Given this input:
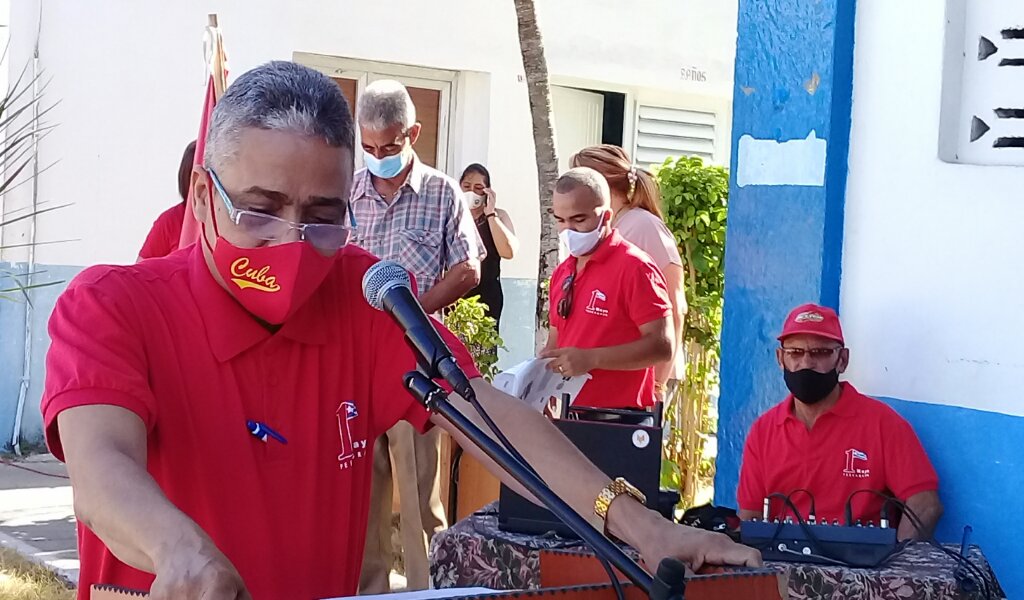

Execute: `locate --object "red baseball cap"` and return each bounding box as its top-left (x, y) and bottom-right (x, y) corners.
top-left (778, 303), bottom-right (844, 345)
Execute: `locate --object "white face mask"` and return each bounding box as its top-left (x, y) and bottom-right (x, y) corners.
top-left (558, 211), bottom-right (608, 257)
top-left (463, 190), bottom-right (485, 210)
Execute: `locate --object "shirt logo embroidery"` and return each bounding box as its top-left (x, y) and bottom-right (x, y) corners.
top-left (843, 448), bottom-right (870, 478)
top-left (337, 401), bottom-right (367, 471)
top-left (585, 289), bottom-right (609, 317)
top-left (795, 311), bottom-right (824, 323)
top-left (230, 257), bottom-right (281, 293)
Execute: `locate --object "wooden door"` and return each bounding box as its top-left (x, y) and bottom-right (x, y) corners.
top-left (331, 77), bottom-right (443, 169)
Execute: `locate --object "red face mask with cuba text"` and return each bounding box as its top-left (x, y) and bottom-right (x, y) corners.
top-left (202, 204), bottom-right (335, 325)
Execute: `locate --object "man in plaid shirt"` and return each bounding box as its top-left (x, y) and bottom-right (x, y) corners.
top-left (351, 79), bottom-right (484, 593)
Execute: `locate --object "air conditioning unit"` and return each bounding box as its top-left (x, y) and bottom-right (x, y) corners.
top-left (939, 2), bottom-right (1024, 166)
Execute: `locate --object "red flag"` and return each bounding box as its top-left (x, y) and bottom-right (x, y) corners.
top-left (177, 76), bottom-right (218, 249)
top-left (178, 15), bottom-right (228, 249)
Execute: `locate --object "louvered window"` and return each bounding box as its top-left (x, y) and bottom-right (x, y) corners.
top-left (634, 105), bottom-right (716, 166)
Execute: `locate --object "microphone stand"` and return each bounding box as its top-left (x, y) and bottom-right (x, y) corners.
top-left (403, 370), bottom-right (688, 599)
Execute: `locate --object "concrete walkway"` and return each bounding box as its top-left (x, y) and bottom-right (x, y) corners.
top-left (0, 453), bottom-right (78, 586)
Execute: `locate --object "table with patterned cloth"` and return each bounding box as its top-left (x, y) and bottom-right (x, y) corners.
top-left (429, 503), bottom-right (1004, 599)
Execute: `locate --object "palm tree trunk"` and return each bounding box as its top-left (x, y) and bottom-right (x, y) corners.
top-left (513, 0), bottom-right (560, 351)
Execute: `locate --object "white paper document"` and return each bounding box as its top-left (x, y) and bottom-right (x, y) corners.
top-left (324, 588), bottom-right (498, 600)
top-left (492, 358), bottom-right (591, 413)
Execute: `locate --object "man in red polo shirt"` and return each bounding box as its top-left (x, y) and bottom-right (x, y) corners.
top-left (137, 140), bottom-right (195, 261)
top-left (541, 167), bottom-right (674, 410)
top-left (42, 62), bottom-right (758, 600)
top-left (737, 303), bottom-right (943, 540)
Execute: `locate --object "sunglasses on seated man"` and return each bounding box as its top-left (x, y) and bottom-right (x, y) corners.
top-left (779, 347), bottom-right (844, 360)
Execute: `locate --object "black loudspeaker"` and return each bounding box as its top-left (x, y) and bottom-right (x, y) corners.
top-left (498, 414), bottom-right (662, 537)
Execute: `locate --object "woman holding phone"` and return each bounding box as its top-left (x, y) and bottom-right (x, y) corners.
top-left (458, 163), bottom-right (518, 328)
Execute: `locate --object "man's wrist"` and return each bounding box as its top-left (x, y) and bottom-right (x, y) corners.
top-left (419, 294), bottom-right (439, 315)
top-left (585, 347), bottom-right (605, 371)
top-left (420, 286), bottom-right (456, 315)
top-left (149, 518), bottom-right (207, 571)
top-left (605, 494), bottom-right (662, 548)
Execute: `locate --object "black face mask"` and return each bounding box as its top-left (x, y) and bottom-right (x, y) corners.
top-left (784, 368), bottom-right (839, 405)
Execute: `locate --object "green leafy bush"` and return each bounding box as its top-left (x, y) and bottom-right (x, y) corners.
top-left (652, 155), bottom-right (729, 504)
top-left (442, 296), bottom-right (506, 381)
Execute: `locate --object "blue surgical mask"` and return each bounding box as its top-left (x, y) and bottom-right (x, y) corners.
top-left (363, 146), bottom-right (410, 179)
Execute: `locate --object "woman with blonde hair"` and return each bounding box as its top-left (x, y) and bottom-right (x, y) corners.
top-left (570, 144), bottom-right (686, 400)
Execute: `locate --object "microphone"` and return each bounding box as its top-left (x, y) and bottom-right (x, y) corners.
top-left (365, 260), bottom-right (657, 597)
top-left (650, 558), bottom-right (687, 600)
top-left (362, 260), bottom-right (475, 400)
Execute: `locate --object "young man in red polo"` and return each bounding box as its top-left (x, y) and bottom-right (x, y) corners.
top-left (42, 63), bottom-right (758, 600)
top-left (737, 303), bottom-right (943, 540)
top-left (541, 167), bottom-right (674, 410)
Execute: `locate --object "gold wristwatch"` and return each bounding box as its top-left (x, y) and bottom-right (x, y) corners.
top-left (594, 477), bottom-right (646, 533)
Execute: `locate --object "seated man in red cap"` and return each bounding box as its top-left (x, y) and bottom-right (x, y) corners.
top-left (737, 304), bottom-right (943, 540)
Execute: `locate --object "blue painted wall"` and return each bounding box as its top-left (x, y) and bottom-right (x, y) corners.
top-left (0, 263), bottom-right (79, 453)
top-left (717, 0), bottom-right (1018, 594)
top-left (884, 398), bottom-right (1022, 596)
top-left (496, 277), bottom-right (538, 370)
top-left (715, 0), bottom-right (856, 505)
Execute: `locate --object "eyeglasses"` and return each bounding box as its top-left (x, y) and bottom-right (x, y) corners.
top-left (207, 169), bottom-right (353, 252)
top-left (780, 347), bottom-right (843, 360)
top-left (556, 272), bottom-right (576, 320)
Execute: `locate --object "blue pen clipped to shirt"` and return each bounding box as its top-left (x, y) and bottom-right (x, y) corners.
top-left (247, 420), bottom-right (287, 445)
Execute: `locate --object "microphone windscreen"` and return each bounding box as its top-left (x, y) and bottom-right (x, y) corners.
top-left (362, 260), bottom-right (412, 310)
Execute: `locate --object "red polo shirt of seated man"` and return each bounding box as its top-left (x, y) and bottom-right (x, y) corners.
top-left (40, 243), bottom-right (480, 600)
top-left (737, 383), bottom-right (939, 525)
top-left (549, 229), bottom-right (671, 409)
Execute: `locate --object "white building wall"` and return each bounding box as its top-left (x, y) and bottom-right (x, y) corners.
top-left (0, 0), bottom-right (737, 447)
top-left (1, 0), bottom-right (737, 280)
top-left (841, 0), bottom-right (1024, 417)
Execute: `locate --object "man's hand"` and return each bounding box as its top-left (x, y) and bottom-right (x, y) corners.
top-left (150, 535), bottom-right (250, 600)
top-left (633, 522), bottom-right (762, 572)
top-left (58, 405), bottom-right (250, 599)
top-left (540, 317), bottom-right (673, 376)
top-left (438, 381), bottom-right (762, 579)
top-left (540, 346), bottom-right (596, 377)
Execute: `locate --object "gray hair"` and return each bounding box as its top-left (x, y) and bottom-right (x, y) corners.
top-left (204, 61), bottom-right (355, 170)
top-left (555, 167), bottom-right (611, 206)
top-left (356, 79), bottom-right (416, 131)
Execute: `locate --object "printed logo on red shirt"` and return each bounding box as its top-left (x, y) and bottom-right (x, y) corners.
top-left (230, 257), bottom-right (282, 293)
top-left (585, 289), bottom-right (609, 317)
top-left (843, 448), bottom-right (870, 478)
top-left (337, 401), bottom-right (368, 471)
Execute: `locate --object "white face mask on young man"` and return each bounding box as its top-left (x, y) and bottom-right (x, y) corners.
top-left (558, 210), bottom-right (609, 257)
